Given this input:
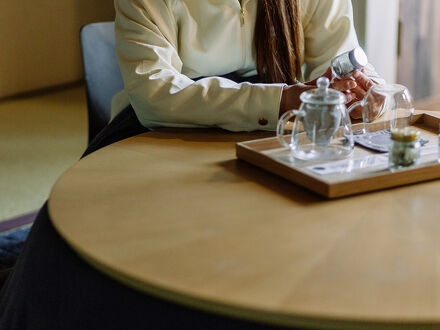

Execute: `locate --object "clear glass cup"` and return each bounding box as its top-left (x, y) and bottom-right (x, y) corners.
top-left (348, 84), bottom-right (414, 137)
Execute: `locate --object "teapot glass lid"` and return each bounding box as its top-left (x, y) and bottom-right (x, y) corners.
top-left (300, 77), bottom-right (346, 105)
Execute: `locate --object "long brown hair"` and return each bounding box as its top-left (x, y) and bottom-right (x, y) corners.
top-left (255, 0), bottom-right (303, 84)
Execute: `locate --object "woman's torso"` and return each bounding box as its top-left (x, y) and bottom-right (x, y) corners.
top-left (164, 0), bottom-right (313, 79)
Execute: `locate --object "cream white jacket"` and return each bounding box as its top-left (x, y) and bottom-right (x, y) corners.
top-left (112, 0), bottom-right (382, 131)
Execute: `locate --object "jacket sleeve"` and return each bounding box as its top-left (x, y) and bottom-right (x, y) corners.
top-left (301, 0), bottom-right (384, 84)
top-left (114, 0), bottom-right (284, 132)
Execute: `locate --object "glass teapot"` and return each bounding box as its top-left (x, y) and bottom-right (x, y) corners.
top-left (276, 77), bottom-right (354, 161)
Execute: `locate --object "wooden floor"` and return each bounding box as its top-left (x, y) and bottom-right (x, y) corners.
top-left (0, 85), bottom-right (87, 222)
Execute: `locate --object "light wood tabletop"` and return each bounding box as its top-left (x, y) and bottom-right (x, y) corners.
top-left (49, 111), bottom-right (440, 329)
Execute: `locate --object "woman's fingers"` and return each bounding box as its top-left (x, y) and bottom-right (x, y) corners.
top-left (302, 68), bottom-right (373, 121)
top-left (346, 87), bottom-right (366, 119)
top-left (352, 70), bottom-right (374, 91)
top-left (331, 79), bottom-right (356, 91)
top-left (351, 86), bottom-right (367, 100)
top-left (349, 105), bottom-right (363, 119)
top-left (343, 90), bottom-right (362, 118)
top-left (343, 91), bottom-right (356, 104)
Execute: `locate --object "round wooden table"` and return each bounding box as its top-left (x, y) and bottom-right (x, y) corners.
top-left (48, 127), bottom-right (440, 329)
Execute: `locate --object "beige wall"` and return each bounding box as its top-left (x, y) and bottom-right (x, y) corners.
top-left (0, 1), bottom-right (115, 98)
top-left (352, 0), bottom-right (399, 83)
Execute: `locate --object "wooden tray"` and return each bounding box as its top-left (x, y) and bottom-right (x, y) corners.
top-left (236, 113), bottom-right (440, 198)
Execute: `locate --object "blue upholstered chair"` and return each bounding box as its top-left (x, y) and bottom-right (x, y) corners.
top-left (80, 21), bottom-right (124, 143)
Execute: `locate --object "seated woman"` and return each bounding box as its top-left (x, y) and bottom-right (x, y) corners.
top-left (0, 0), bottom-right (383, 329)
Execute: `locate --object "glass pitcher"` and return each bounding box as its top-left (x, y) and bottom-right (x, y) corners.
top-left (347, 83), bottom-right (414, 135)
top-left (276, 77), bottom-right (354, 161)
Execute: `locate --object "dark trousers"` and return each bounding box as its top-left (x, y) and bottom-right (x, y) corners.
top-left (0, 80), bottom-right (292, 329)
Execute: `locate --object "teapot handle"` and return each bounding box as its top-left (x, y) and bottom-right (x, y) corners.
top-left (276, 110), bottom-right (301, 149)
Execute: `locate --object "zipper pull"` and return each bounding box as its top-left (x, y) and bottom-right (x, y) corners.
top-left (240, 7), bottom-right (245, 26)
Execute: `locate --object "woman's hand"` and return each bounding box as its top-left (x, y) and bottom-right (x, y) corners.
top-left (279, 83), bottom-right (315, 117)
top-left (280, 80), bottom-right (355, 117)
top-left (279, 68), bottom-right (355, 116)
top-left (279, 68), bottom-right (375, 119)
top-left (347, 70), bottom-right (375, 119)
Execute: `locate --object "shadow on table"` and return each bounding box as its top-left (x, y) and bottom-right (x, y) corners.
top-left (218, 159), bottom-right (324, 206)
top-left (138, 128), bottom-right (274, 143)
